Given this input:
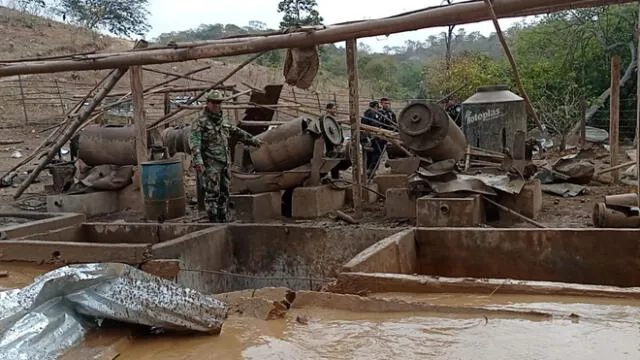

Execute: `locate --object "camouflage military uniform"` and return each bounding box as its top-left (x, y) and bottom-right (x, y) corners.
top-left (190, 99), bottom-right (260, 222)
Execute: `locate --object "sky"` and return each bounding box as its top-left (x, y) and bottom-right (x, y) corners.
top-left (146, 0), bottom-right (528, 52)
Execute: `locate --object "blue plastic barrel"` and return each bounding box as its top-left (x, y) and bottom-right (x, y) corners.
top-left (140, 159), bottom-right (186, 220)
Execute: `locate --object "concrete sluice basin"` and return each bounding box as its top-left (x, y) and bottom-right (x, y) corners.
top-left (62, 289), bottom-right (640, 359)
top-left (5, 224), bottom-right (640, 358)
top-left (3, 222), bottom-right (399, 293)
top-left (0, 211), bottom-right (84, 239)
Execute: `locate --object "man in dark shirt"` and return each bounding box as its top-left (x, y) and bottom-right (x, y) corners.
top-left (379, 97), bottom-right (397, 130)
top-left (445, 97), bottom-right (462, 127)
top-left (361, 101), bottom-right (387, 178)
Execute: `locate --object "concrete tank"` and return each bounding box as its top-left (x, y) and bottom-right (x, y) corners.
top-left (461, 85), bottom-right (526, 153)
top-left (398, 102), bottom-right (467, 162)
top-left (250, 116), bottom-right (317, 172)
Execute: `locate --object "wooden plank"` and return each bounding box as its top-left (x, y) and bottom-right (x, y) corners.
top-left (0, 241), bottom-right (151, 264)
top-left (610, 56), bottom-right (621, 183)
top-left (346, 38), bottom-right (363, 218)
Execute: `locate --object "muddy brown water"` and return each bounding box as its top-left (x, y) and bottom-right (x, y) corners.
top-left (68, 293), bottom-right (640, 360)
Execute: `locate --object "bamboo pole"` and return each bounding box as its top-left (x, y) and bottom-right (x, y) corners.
top-left (346, 39), bottom-right (363, 218)
top-left (142, 66), bottom-right (217, 84)
top-left (0, 0), bottom-right (633, 76)
top-left (147, 52), bottom-right (265, 130)
top-left (484, 0), bottom-right (543, 131)
top-left (610, 56), bottom-right (621, 183)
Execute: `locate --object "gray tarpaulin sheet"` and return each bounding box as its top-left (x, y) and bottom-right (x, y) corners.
top-left (0, 263), bottom-right (228, 360)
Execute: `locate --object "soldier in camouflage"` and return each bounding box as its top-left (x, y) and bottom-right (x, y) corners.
top-left (190, 90), bottom-right (262, 222)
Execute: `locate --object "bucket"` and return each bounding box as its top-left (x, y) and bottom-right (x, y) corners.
top-left (140, 159), bottom-right (186, 220)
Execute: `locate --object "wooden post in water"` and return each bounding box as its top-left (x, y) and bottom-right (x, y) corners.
top-left (346, 38), bottom-right (363, 218)
top-left (610, 56), bottom-right (621, 183)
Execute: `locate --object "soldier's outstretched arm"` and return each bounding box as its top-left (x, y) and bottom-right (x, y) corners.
top-left (189, 117), bottom-right (205, 166)
top-left (229, 124), bottom-right (261, 147)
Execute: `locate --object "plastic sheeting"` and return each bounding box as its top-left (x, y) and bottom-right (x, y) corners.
top-left (0, 263), bottom-right (228, 360)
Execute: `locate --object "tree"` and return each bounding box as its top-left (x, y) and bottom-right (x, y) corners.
top-left (536, 85), bottom-right (585, 150)
top-left (423, 52), bottom-right (508, 100)
top-left (277, 0), bottom-right (323, 29)
top-left (56, 0), bottom-right (151, 38)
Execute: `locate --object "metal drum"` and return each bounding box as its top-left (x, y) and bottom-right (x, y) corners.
top-left (140, 159), bottom-right (186, 221)
top-left (77, 125), bottom-right (137, 166)
top-left (398, 102), bottom-right (467, 162)
top-left (250, 116), bottom-right (316, 172)
top-left (161, 126), bottom-right (192, 156)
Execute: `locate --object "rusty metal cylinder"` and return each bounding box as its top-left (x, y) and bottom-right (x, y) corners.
top-left (398, 102), bottom-right (467, 162)
top-left (161, 126), bottom-right (192, 156)
top-left (250, 116), bottom-right (316, 172)
top-left (77, 125), bottom-right (137, 166)
top-left (592, 202), bottom-right (640, 228)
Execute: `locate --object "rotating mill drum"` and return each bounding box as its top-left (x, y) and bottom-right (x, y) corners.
top-left (249, 115), bottom-right (344, 172)
top-left (398, 102), bottom-right (467, 162)
top-left (76, 125), bottom-right (137, 166)
top-left (161, 126), bottom-right (192, 156)
top-left (250, 116), bottom-right (316, 172)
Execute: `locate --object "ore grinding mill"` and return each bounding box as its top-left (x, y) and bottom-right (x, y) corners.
top-left (398, 102), bottom-right (467, 162)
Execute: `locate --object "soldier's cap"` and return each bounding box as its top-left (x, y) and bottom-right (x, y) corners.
top-left (369, 101), bottom-right (379, 108)
top-left (205, 90), bottom-right (224, 102)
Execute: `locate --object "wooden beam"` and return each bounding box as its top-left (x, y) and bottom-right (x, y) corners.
top-left (611, 56), bottom-right (621, 183)
top-left (346, 39), bottom-right (363, 219)
top-left (0, 0), bottom-right (634, 76)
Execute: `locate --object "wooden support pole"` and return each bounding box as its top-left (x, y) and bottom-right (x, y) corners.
top-left (346, 38), bottom-right (363, 218)
top-left (610, 55), bottom-right (621, 183)
top-left (484, 0), bottom-right (543, 131)
top-left (130, 65), bottom-right (147, 210)
top-left (13, 67), bottom-right (128, 199)
top-left (17, 74), bottom-right (29, 124)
